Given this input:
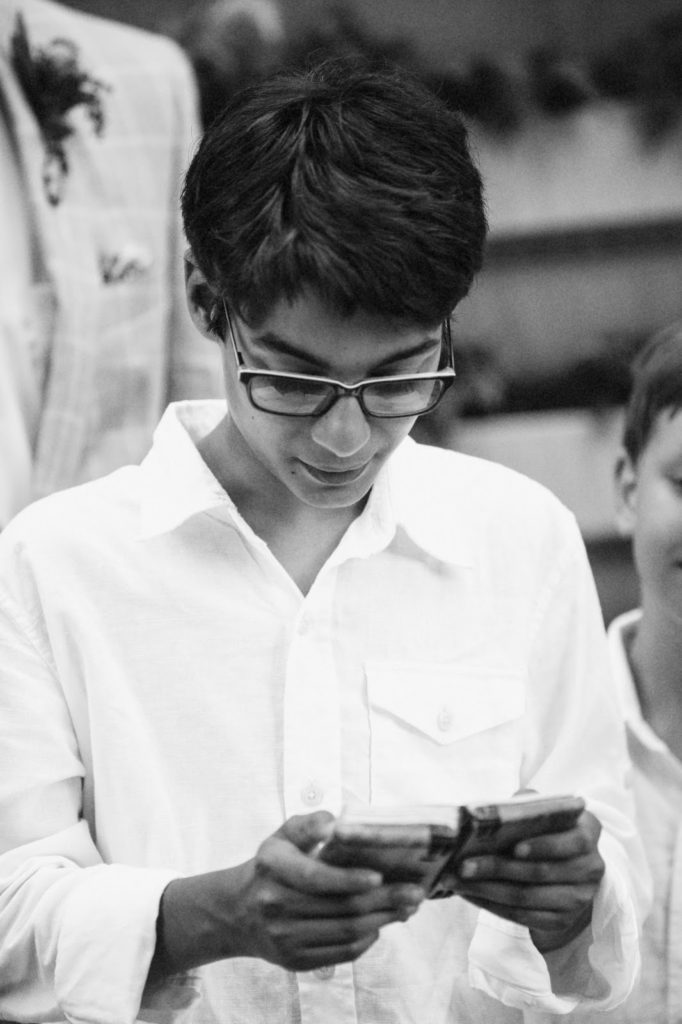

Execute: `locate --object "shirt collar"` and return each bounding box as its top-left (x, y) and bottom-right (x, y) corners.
top-left (137, 403), bottom-right (476, 569)
top-left (380, 436), bottom-right (476, 567)
top-left (607, 609), bottom-right (670, 754)
top-left (137, 401), bottom-right (234, 539)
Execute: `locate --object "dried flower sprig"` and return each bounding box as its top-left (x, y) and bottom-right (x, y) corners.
top-left (10, 13), bottom-right (110, 205)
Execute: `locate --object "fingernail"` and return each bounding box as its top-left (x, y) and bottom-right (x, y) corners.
top-left (459, 860), bottom-right (477, 878)
top-left (363, 871), bottom-right (384, 886)
top-left (515, 843), bottom-right (530, 859)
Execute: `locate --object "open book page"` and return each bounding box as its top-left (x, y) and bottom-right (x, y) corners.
top-left (317, 794), bottom-right (585, 896)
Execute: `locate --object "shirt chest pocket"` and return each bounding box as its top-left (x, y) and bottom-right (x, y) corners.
top-left (365, 662), bottom-right (526, 806)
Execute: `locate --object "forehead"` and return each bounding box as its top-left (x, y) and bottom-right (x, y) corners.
top-left (247, 292), bottom-right (442, 367)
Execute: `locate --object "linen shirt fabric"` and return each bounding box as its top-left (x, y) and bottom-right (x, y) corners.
top-left (585, 610), bottom-right (682, 1024)
top-left (0, 0), bottom-right (221, 527)
top-left (0, 401), bottom-right (646, 1024)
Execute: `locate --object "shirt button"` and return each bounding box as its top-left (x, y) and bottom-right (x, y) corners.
top-left (314, 965), bottom-right (335, 980)
top-left (301, 782), bottom-right (323, 807)
top-left (437, 706), bottom-right (453, 733)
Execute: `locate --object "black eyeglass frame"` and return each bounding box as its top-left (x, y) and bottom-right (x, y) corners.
top-left (221, 301), bottom-right (456, 419)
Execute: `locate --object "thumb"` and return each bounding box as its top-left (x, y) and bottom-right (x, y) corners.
top-left (280, 810), bottom-right (336, 852)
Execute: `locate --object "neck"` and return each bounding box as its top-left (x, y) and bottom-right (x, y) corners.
top-left (197, 415), bottom-right (365, 594)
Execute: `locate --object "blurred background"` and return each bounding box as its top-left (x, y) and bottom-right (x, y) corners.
top-left (62, 0), bottom-right (682, 620)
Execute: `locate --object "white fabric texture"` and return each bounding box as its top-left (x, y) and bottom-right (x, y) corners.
top-left (0, 401), bottom-right (646, 1024)
top-left (574, 610), bottom-right (682, 1024)
top-left (0, 0), bottom-right (220, 526)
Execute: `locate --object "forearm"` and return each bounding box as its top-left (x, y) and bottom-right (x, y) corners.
top-left (0, 848), bottom-right (178, 1024)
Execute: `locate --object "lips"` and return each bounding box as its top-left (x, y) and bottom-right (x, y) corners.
top-left (300, 460), bottom-right (370, 485)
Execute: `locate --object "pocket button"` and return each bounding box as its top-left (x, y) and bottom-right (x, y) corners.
top-left (436, 706), bottom-right (453, 733)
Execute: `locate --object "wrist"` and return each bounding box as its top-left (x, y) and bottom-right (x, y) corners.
top-left (149, 862), bottom-right (255, 980)
top-left (531, 905), bottom-right (593, 954)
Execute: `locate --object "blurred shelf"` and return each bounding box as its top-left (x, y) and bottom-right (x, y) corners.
top-left (452, 406), bottom-right (624, 541)
top-left (485, 215), bottom-right (682, 263)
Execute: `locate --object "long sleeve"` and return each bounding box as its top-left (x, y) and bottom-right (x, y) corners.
top-left (467, 515), bottom-right (648, 1014)
top-left (0, 583), bottom-right (195, 1024)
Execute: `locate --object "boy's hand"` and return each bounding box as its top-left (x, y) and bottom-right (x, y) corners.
top-left (232, 811), bottom-right (425, 970)
top-left (453, 810), bottom-right (605, 952)
top-left (153, 811), bottom-right (426, 979)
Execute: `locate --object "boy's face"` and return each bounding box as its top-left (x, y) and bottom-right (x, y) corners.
top-left (188, 272), bottom-right (444, 516)
top-left (616, 407), bottom-right (682, 619)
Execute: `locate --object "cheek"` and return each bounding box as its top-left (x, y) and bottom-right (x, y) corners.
top-left (378, 417), bottom-right (418, 450)
top-left (633, 485), bottom-right (682, 575)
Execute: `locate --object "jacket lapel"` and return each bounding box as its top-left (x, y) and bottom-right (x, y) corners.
top-left (0, 0), bottom-right (104, 499)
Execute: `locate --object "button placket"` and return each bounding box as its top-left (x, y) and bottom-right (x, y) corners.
top-left (301, 781), bottom-right (324, 807)
top-left (297, 961), bottom-right (357, 1024)
top-left (282, 583), bottom-right (343, 819)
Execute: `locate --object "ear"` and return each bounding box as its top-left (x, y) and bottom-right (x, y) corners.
top-left (614, 447), bottom-right (638, 537)
top-left (184, 253), bottom-right (222, 342)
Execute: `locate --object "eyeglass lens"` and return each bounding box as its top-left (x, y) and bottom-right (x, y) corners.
top-left (247, 374), bottom-right (447, 416)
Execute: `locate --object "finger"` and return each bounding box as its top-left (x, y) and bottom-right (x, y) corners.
top-left (266, 881), bottom-right (425, 920)
top-left (284, 906), bottom-right (419, 948)
top-left (280, 932), bottom-right (380, 972)
top-left (280, 811), bottom-right (336, 852)
top-left (259, 835), bottom-right (386, 895)
top-left (455, 880), bottom-right (595, 912)
top-left (458, 892), bottom-right (573, 934)
top-left (513, 811), bottom-right (601, 861)
top-left (457, 851), bottom-right (605, 886)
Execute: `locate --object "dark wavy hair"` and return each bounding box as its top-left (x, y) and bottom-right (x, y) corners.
top-left (623, 321), bottom-right (682, 462)
top-left (182, 56), bottom-right (487, 334)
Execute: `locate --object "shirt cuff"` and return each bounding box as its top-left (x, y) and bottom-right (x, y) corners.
top-left (467, 862), bottom-right (639, 1014)
top-left (51, 865), bottom-right (201, 1024)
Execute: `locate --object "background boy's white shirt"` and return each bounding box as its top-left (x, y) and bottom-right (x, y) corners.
top-left (590, 610), bottom-right (682, 1024)
top-left (0, 402), bottom-right (647, 1024)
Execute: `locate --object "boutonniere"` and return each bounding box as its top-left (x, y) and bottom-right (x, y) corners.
top-left (10, 12), bottom-right (110, 206)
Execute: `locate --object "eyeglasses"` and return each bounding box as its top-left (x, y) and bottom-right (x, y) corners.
top-left (222, 302), bottom-right (456, 418)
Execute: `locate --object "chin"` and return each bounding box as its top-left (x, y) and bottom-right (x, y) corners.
top-left (298, 479), bottom-right (372, 511)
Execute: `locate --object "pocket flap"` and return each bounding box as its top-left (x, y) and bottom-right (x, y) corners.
top-left (366, 662), bottom-right (526, 744)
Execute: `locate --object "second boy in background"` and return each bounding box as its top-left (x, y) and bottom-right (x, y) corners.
top-left (603, 322), bottom-right (682, 1024)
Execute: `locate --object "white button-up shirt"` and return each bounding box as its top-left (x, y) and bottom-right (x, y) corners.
top-left (594, 610), bottom-right (682, 1024)
top-left (0, 401), bottom-right (646, 1024)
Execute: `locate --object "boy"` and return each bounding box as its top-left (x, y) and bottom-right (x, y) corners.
top-left (607, 322), bottom-right (682, 1023)
top-left (0, 58), bottom-right (645, 1024)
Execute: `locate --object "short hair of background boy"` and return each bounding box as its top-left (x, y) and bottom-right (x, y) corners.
top-left (623, 321), bottom-right (682, 462)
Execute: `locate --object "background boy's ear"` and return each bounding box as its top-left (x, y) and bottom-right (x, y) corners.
top-left (184, 255), bottom-right (221, 342)
top-left (614, 448), bottom-right (638, 537)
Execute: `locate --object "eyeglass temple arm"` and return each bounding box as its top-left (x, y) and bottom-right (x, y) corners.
top-left (443, 317), bottom-right (456, 374)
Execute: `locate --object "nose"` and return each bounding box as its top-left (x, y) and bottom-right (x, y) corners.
top-left (310, 395), bottom-right (371, 458)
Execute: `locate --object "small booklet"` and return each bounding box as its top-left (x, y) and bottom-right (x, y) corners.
top-left (315, 793), bottom-right (585, 898)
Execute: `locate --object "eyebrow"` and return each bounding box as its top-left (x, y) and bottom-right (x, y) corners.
top-left (250, 331), bottom-right (442, 373)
